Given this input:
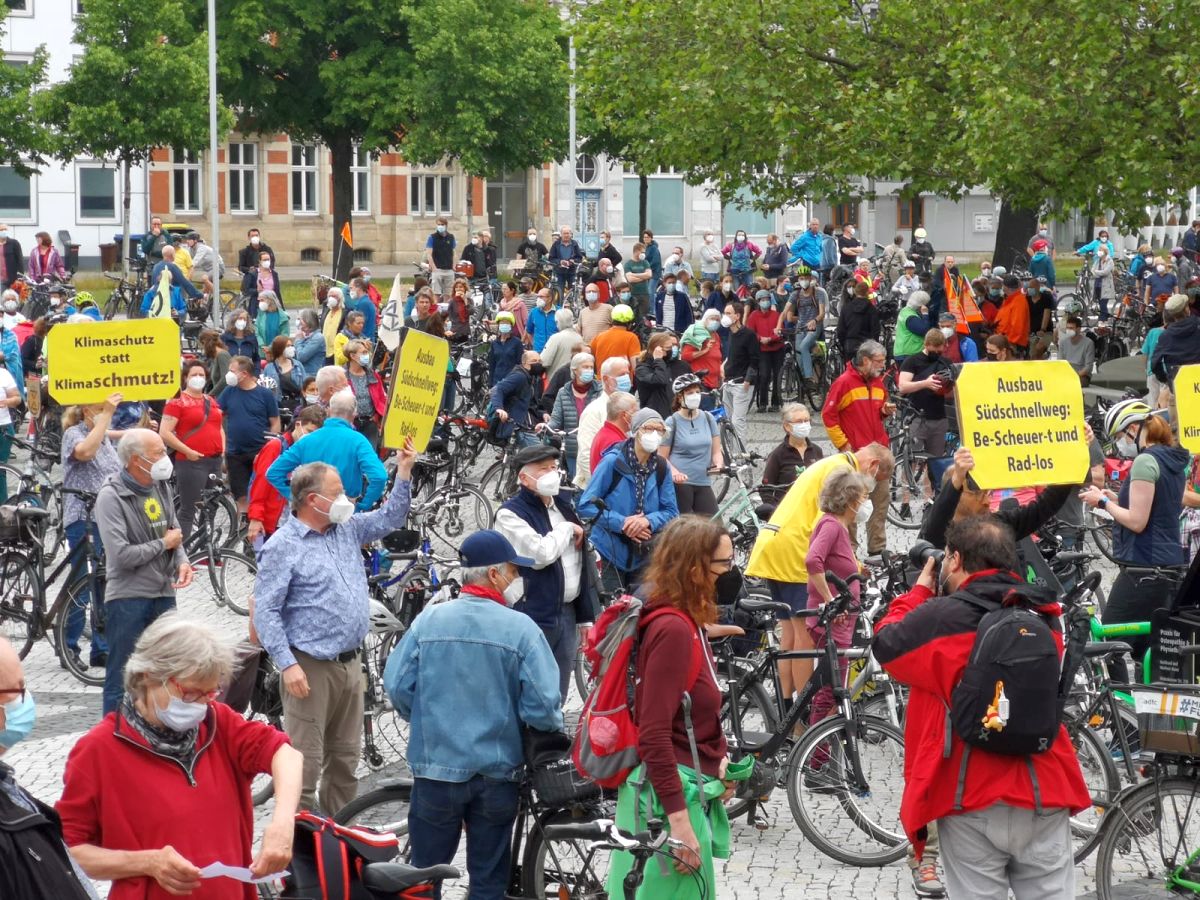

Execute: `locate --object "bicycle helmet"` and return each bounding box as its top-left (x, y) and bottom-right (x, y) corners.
top-left (74, 290), bottom-right (94, 307)
top-left (612, 303), bottom-right (634, 323)
top-left (1104, 398), bottom-right (1151, 439)
top-left (793, 264), bottom-right (812, 277)
top-left (495, 310), bottom-right (515, 323)
top-left (672, 372), bottom-right (701, 394)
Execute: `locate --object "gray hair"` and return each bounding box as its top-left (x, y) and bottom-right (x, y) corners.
top-left (225, 308), bottom-right (250, 331)
top-left (299, 308), bottom-right (319, 331)
top-left (290, 462), bottom-right (334, 514)
top-left (781, 402), bottom-right (809, 423)
top-left (459, 565), bottom-right (494, 586)
top-left (329, 390), bottom-right (357, 420)
top-left (819, 468), bottom-right (873, 516)
top-left (570, 351), bottom-right (594, 373)
top-left (327, 286), bottom-right (344, 304)
top-left (124, 612), bottom-right (234, 694)
top-left (554, 308), bottom-right (575, 329)
top-left (346, 311), bottom-right (365, 327)
top-left (116, 428), bottom-right (158, 466)
top-left (259, 290), bottom-right (279, 309)
top-left (606, 390), bottom-right (637, 420)
top-left (600, 356), bottom-right (629, 378)
top-left (854, 340), bottom-right (886, 365)
top-left (1, 289), bottom-right (17, 304)
top-left (315, 365), bottom-right (347, 394)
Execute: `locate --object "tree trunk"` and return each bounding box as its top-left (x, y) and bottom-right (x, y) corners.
top-left (121, 156), bottom-right (132, 280)
top-left (328, 134), bottom-right (354, 282)
top-left (638, 173), bottom-right (648, 237)
top-left (993, 201), bottom-right (1038, 269)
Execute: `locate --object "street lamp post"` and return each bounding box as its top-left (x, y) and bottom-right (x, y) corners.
top-left (207, 0), bottom-right (219, 270)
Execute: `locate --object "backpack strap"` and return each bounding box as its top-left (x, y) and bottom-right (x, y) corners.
top-left (639, 606), bottom-right (703, 691)
top-left (952, 744), bottom-right (971, 812)
top-left (603, 454), bottom-right (670, 511)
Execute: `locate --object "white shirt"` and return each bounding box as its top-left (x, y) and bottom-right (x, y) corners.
top-left (573, 394), bottom-right (608, 489)
top-left (0, 367), bottom-right (17, 426)
top-left (494, 503), bottom-right (583, 605)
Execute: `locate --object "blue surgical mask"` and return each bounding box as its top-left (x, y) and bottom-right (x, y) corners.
top-left (156, 687), bottom-right (208, 733)
top-left (615, 374), bottom-right (632, 392)
top-left (0, 691), bottom-right (36, 749)
top-left (436, 225), bottom-right (447, 234)
top-left (498, 323), bottom-right (513, 335)
top-left (619, 291), bottom-right (631, 302)
top-left (578, 369), bottom-right (595, 384)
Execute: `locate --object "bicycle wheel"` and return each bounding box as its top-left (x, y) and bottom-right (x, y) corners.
top-left (0, 550), bottom-right (40, 658)
top-left (1087, 509), bottom-right (1118, 563)
top-left (718, 671), bottom-right (779, 821)
top-left (478, 460), bottom-right (514, 509)
top-left (780, 354), bottom-right (801, 403)
top-left (886, 449), bottom-right (931, 530)
top-left (1070, 722), bottom-right (1121, 863)
top-left (785, 713), bottom-right (907, 866)
top-left (1095, 776), bottom-right (1200, 899)
top-left (333, 781), bottom-right (413, 853)
top-left (208, 549), bottom-right (255, 616)
top-left (103, 288), bottom-right (123, 320)
top-left (426, 485), bottom-right (494, 546)
top-left (52, 573), bottom-right (106, 686)
top-left (521, 805), bottom-right (615, 900)
top-left (0, 465), bottom-right (25, 502)
top-left (219, 290), bottom-right (239, 313)
top-left (713, 422), bottom-right (747, 503)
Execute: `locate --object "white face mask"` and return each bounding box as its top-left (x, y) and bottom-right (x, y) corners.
top-left (940, 326), bottom-right (955, 339)
top-left (283, 346), bottom-right (295, 359)
top-left (327, 296), bottom-right (339, 309)
top-left (683, 392), bottom-right (702, 410)
top-left (225, 370), bottom-right (240, 386)
top-left (501, 573), bottom-right (525, 607)
top-left (534, 470), bottom-right (561, 497)
top-left (318, 493), bottom-right (355, 524)
top-left (471, 238), bottom-right (481, 246)
top-left (790, 422), bottom-right (811, 439)
top-left (2, 301), bottom-right (15, 313)
top-left (720, 315), bottom-right (734, 328)
top-left (438, 302), bottom-right (449, 314)
top-left (250, 236), bottom-right (261, 246)
top-left (1115, 436), bottom-right (1137, 458)
top-left (358, 353), bottom-right (371, 366)
top-left (187, 375), bottom-right (206, 392)
top-left (156, 688), bottom-right (208, 733)
top-left (527, 233), bottom-right (537, 242)
top-left (704, 234), bottom-right (714, 243)
top-left (855, 498), bottom-right (873, 525)
top-left (304, 393), bottom-right (319, 405)
top-left (585, 292), bottom-right (599, 303)
top-left (235, 319), bottom-right (247, 331)
top-left (141, 454), bottom-right (173, 481)
top-left (1157, 265), bottom-right (1166, 274)
top-left (639, 431), bottom-right (663, 453)
top-left (1063, 328), bottom-right (1078, 339)
top-left (260, 259), bottom-right (271, 269)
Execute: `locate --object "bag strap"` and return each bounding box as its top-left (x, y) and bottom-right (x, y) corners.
top-left (638, 607), bottom-right (703, 691)
top-left (178, 396), bottom-right (212, 442)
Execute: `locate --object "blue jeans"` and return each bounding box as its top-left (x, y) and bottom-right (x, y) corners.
top-left (539, 600), bottom-right (577, 702)
top-left (0, 423), bottom-right (12, 499)
top-left (103, 596), bottom-right (175, 715)
top-left (731, 270), bottom-right (753, 291)
top-left (409, 775), bottom-right (521, 900)
top-left (63, 521), bottom-right (108, 661)
top-left (796, 329), bottom-right (820, 379)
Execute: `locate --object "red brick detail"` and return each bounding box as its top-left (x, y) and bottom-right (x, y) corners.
top-left (543, 175), bottom-right (550, 217)
top-left (217, 168), bottom-right (226, 215)
top-left (472, 177), bottom-right (484, 214)
top-left (267, 150), bottom-right (288, 166)
top-left (267, 173), bottom-right (288, 215)
top-left (381, 173), bottom-right (407, 216)
top-left (216, 148), bottom-right (226, 163)
top-left (149, 170), bottom-right (169, 214)
top-left (149, 148), bottom-right (170, 163)
top-left (380, 153), bottom-right (403, 167)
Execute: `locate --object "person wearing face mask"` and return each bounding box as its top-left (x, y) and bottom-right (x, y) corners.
top-left (622, 242), bottom-right (653, 322)
top-left (248, 404), bottom-right (327, 546)
top-left (384, 530), bottom-right (562, 899)
top-left (333, 309), bottom-right (367, 366)
top-left (160, 362), bottom-right (226, 541)
top-left (345, 276), bottom-right (377, 341)
top-left (262, 335), bottom-right (307, 406)
top-left (27, 230), bottom-right (67, 282)
top-left (907, 227), bottom-right (934, 278)
top-left (255, 448), bottom-right (416, 814)
top-left (874, 517), bottom-right (1089, 900)
top-left (547, 225), bottom-right (583, 294)
top-left (899, 329), bottom-right (952, 474)
top-left (699, 230), bottom-right (723, 282)
top-left (788, 217), bottom-right (824, 271)
top-left (590, 390), bottom-right (638, 472)
top-left (293, 308), bottom-right (326, 374)
top-left (578, 408), bottom-right (679, 593)
top-left (660, 374), bottom-right (723, 515)
top-left (833, 222), bottom-right (863, 267)
top-left (255, 289), bottom-right (290, 346)
top-left (488, 310), bottom-right (524, 387)
top-left (761, 402), bottom-right (823, 505)
top-left (993, 275), bottom-right (1031, 357)
top-left (93, 429), bottom-right (195, 714)
top-left (489, 350), bottom-right (546, 447)
top-left (680, 309), bottom-right (725, 393)
top-left (720, 230), bottom-right (762, 292)
top-left (423, 216), bottom-right (457, 300)
top-left (579, 281), bottom-right (614, 344)
top-left (526, 284), bottom-right (560, 352)
top-left (573, 357), bottom-right (633, 488)
top-left (58, 615), bottom-right (304, 900)
top-left (0, 637), bottom-right (100, 899)
top-left (496, 445), bottom-right (600, 698)
top-left (237, 227), bottom-right (274, 298)
top-left (320, 286), bottom-right (348, 364)
top-left (0, 223), bottom-right (24, 290)
top-left (459, 230), bottom-right (491, 285)
top-left (746, 289), bottom-right (785, 412)
top-left (221, 307), bottom-right (261, 367)
top-left (636, 332), bottom-right (690, 418)
top-left (342, 339), bottom-right (387, 449)
top-left (836, 280), bottom-right (881, 362)
top-left (778, 266), bottom-right (828, 385)
top-left (197, 328), bottom-right (232, 397)
top-left (219, 356), bottom-right (281, 512)
top-left (1027, 238), bottom-right (1056, 289)
top-left (892, 287), bottom-right (931, 364)
top-left (1025, 221), bottom-right (1056, 258)
top-left (1055, 314), bottom-right (1093, 384)
top-left (545, 352), bottom-right (600, 480)
top-left (936, 311), bottom-right (979, 363)
top-left (721, 300), bottom-right (759, 445)
top-left (495, 279), bottom-right (529, 341)
top-left (654, 272), bottom-right (694, 335)
top-left (539, 307), bottom-right (579, 377)
top-left (0, 288), bottom-right (23, 330)
top-left (348, 265), bottom-right (383, 311)
top-left (821, 341), bottom-right (895, 554)
top-left (590, 302), bottom-right (641, 372)
top-left (1026, 277), bottom-right (1056, 359)
top-left (516, 228), bottom-right (549, 263)
top-left (1144, 255), bottom-right (1179, 311)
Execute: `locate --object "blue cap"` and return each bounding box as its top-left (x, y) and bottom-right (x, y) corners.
top-left (460, 530), bottom-right (535, 568)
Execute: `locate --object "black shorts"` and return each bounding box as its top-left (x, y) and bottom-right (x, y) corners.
top-left (767, 578), bottom-right (809, 623)
top-left (225, 451), bottom-right (257, 499)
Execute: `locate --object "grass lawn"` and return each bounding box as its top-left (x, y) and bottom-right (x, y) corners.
top-left (69, 274), bottom-right (318, 310)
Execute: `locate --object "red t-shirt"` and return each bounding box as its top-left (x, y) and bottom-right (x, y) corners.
top-left (590, 421), bottom-right (627, 471)
top-left (163, 392), bottom-right (224, 457)
top-left (745, 308), bottom-right (784, 352)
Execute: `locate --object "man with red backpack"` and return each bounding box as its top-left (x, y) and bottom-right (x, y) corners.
top-left (873, 516), bottom-right (1090, 899)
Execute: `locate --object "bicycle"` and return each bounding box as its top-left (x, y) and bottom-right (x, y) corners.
top-left (182, 475), bottom-right (255, 615)
top-left (2, 435), bottom-right (66, 560)
top-left (697, 388), bottom-right (749, 503)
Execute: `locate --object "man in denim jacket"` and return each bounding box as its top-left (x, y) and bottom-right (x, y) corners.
top-left (385, 530), bottom-right (562, 900)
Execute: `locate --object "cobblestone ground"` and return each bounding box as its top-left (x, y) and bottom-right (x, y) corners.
top-left (6, 409), bottom-right (1102, 898)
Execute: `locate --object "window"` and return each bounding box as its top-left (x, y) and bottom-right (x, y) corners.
top-left (898, 196), bottom-right (924, 230)
top-left (831, 200), bottom-right (859, 229)
top-left (172, 149), bottom-right (201, 213)
top-left (228, 142), bottom-right (257, 213)
top-left (300, 247), bottom-right (320, 262)
top-left (74, 0), bottom-right (82, 14)
top-left (4, 0), bottom-right (31, 17)
top-left (77, 164), bottom-right (117, 222)
top-left (0, 167), bottom-right (32, 220)
top-left (352, 248), bottom-right (373, 263)
top-left (3, 55), bottom-right (33, 69)
top-left (575, 154), bottom-right (597, 186)
top-left (723, 188), bottom-right (775, 238)
top-left (351, 145), bottom-right (371, 215)
top-left (622, 175), bottom-right (683, 236)
top-left (409, 173), bottom-right (452, 216)
top-left (291, 143), bottom-right (318, 214)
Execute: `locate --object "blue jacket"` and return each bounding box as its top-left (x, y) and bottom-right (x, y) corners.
top-left (548, 239), bottom-right (582, 277)
top-left (141, 285), bottom-right (188, 317)
top-left (577, 441), bottom-right (679, 572)
top-left (149, 260), bottom-right (202, 299)
top-left (489, 367), bottom-right (535, 432)
top-left (488, 335), bottom-right (524, 387)
top-left (500, 486), bottom-right (601, 629)
top-left (1076, 239), bottom-right (1116, 258)
top-left (1113, 443), bottom-right (1188, 566)
top-left (222, 331), bottom-right (261, 368)
top-left (261, 360), bottom-right (307, 402)
top-left (352, 296), bottom-right (377, 340)
top-left (0, 327), bottom-right (23, 400)
top-left (644, 241), bottom-right (663, 279)
top-left (655, 288), bottom-right (694, 334)
top-left (527, 306), bottom-right (558, 352)
top-left (265, 417), bottom-right (387, 510)
top-left (384, 592), bottom-right (563, 782)
top-left (1028, 252), bottom-right (1056, 288)
top-left (820, 234), bottom-right (839, 270)
top-left (293, 330), bottom-right (326, 374)
top-left (952, 334), bottom-right (979, 362)
top-left (789, 230), bottom-right (823, 267)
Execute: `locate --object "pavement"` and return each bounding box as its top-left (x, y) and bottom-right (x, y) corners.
top-left (4, 408), bottom-right (1104, 899)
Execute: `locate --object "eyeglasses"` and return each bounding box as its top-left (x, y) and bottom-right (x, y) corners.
top-left (0, 686), bottom-right (25, 703)
top-left (169, 678), bottom-right (220, 704)
top-left (710, 556), bottom-right (735, 572)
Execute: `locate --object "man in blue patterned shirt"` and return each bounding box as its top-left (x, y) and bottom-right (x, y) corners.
top-left (253, 440), bottom-right (416, 814)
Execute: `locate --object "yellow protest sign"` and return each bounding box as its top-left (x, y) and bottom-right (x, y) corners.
top-left (46, 317), bottom-right (181, 405)
top-left (954, 360), bottom-right (1089, 489)
top-left (1173, 364), bottom-right (1200, 454)
top-left (382, 327), bottom-right (449, 452)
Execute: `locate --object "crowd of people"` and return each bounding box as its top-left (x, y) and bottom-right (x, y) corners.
top-left (4, 217), bottom-right (1200, 900)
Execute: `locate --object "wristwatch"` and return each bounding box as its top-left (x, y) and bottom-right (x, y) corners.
top-left (1098, 495), bottom-right (1109, 509)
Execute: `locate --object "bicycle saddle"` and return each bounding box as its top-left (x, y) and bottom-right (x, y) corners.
top-left (1082, 641), bottom-right (1132, 659)
top-left (754, 503), bottom-right (777, 522)
top-left (739, 597), bottom-right (792, 617)
top-left (361, 863), bottom-right (460, 892)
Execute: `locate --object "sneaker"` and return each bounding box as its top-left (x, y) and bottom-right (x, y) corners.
top-left (802, 768), bottom-right (844, 795)
top-left (89, 652), bottom-right (108, 668)
top-left (911, 861), bottom-right (946, 898)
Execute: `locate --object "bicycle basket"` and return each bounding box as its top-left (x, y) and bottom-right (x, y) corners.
top-left (1130, 685), bottom-right (1200, 757)
top-left (523, 727), bottom-right (601, 806)
top-left (0, 504), bottom-right (39, 545)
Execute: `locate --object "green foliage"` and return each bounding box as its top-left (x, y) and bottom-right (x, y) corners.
top-left (37, 0), bottom-right (231, 164)
top-left (0, 32), bottom-right (52, 175)
top-left (575, 0), bottom-right (1200, 227)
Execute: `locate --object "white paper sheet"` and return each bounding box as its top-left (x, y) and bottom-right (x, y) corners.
top-left (198, 862), bottom-right (288, 884)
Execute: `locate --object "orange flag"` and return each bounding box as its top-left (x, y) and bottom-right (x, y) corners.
top-left (340, 221), bottom-right (353, 248)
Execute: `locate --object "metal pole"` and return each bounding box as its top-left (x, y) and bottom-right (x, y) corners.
top-left (207, 0), bottom-right (220, 275)
top-left (568, 34), bottom-right (576, 237)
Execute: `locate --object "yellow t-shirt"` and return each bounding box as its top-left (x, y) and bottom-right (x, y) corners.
top-left (174, 246), bottom-right (194, 280)
top-left (745, 451), bottom-right (858, 583)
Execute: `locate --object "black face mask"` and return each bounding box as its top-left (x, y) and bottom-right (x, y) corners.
top-left (528, 363), bottom-right (545, 377)
top-left (715, 566), bottom-right (744, 606)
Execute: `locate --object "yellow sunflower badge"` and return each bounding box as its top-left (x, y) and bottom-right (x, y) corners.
top-left (143, 496), bottom-right (163, 522)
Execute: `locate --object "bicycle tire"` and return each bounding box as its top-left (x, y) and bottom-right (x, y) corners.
top-left (719, 675), bottom-right (778, 821)
top-left (1070, 722), bottom-right (1121, 863)
top-left (1087, 512), bottom-right (1118, 564)
top-left (9, 487), bottom-right (65, 562)
top-left (521, 805), bottom-right (615, 900)
top-left (0, 465), bottom-right (26, 502)
top-left (785, 713), bottom-right (907, 866)
top-left (219, 290), bottom-right (239, 313)
top-left (247, 710), bottom-right (283, 806)
top-left (714, 422), bottom-right (747, 503)
top-left (1094, 776), bottom-right (1200, 899)
top-left (478, 459), bottom-right (515, 509)
top-left (888, 449), bottom-right (930, 530)
top-left (52, 572), bottom-right (106, 687)
top-left (780, 354), bottom-right (801, 403)
top-left (209, 549), bottom-right (255, 616)
top-left (333, 781), bottom-right (413, 849)
top-left (103, 288), bottom-right (124, 320)
top-left (426, 485), bottom-right (494, 545)
top-left (0, 550), bottom-right (40, 659)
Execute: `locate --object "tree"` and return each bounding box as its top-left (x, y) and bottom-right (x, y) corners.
top-left (575, 0), bottom-right (1200, 253)
top-left (0, 30), bottom-right (53, 176)
top-left (219, 0), bottom-right (568, 280)
top-left (38, 0), bottom-right (232, 275)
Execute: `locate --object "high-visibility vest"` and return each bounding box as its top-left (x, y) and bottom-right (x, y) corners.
top-left (944, 269), bottom-right (982, 334)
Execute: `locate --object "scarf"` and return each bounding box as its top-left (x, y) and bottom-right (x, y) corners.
top-left (621, 439), bottom-right (656, 514)
top-left (120, 470), bottom-right (152, 495)
top-left (120, 693), bottom-right (200, 769)
top-left (680, 321), bottom-right (713, 350)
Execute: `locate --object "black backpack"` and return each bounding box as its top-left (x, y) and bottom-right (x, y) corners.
top-left (950, 589), bottom-right (1062, 755)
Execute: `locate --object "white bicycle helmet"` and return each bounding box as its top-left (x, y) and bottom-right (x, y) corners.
top-left (1104, 398), bottom-right (1151, 439)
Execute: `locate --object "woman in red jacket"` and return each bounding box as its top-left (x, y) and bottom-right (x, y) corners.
top-left (245, 404), bottom-right (327, 545)
top-left (745, 289), bottom-right (785, 412)
top-left (58, 614), bottom-right (304, 900)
